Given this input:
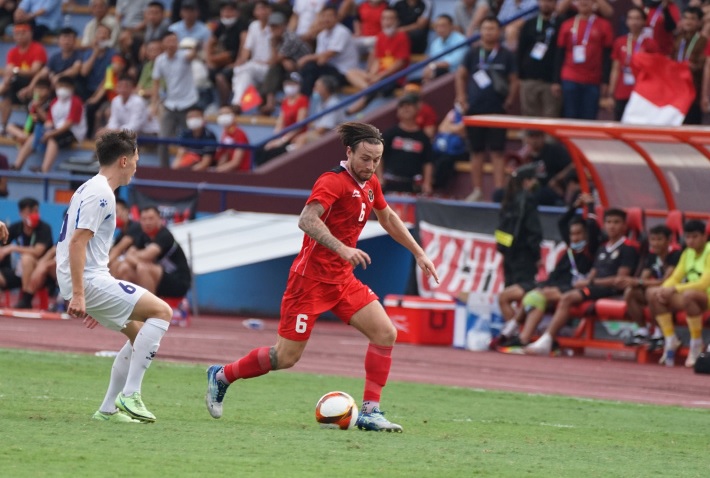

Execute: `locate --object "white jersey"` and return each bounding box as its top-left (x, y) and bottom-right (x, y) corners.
top-left (56, 174), bottom-right (117, 300)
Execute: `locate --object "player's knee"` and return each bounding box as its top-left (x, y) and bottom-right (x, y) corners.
top-left (375, 322), bottom-right (397, 346)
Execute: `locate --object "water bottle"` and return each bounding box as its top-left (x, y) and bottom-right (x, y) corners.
top-left (664, 348), bottom-right (675, 367)
top-left (171, 299), bottom-right (189, 327)
top-left (242, 318), bottom-right (265, 330)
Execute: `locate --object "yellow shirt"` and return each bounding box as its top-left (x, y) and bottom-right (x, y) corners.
top-left (662, 243), bottom-right (710, 293)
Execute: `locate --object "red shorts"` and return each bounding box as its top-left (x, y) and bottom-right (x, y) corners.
top-left (278, 272), bottom-right (379, 341)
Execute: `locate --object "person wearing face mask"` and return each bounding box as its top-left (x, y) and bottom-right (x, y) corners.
top-left (259, 72), bottom-right (310, 163)
top-left (495, 192), bottom-right (600, 349)
top-left (115, 206), bottom-right (192, 303)
top-left (12, 76), bottom-right (87, 172)
top-left (0, 197), bottom-right (53, 309)
top-left (81, 0), bottom-right (120, 48)
top-left (211, 106), bottom-right (252, 172)
top-left (170, 107), bottom-right (218, 170)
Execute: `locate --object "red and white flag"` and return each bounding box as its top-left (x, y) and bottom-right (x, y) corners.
top-left (621, 52), bottom-right (696, 126)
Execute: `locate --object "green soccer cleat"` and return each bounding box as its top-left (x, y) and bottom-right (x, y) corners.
top-left (356, 407), bottom-right (403, 432)
top-left (116, 391), bottom-right (156, 423)
top-left (92, 410), bottom-right (141, 423)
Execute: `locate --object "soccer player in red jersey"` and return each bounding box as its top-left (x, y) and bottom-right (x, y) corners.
top-left (205, 122), bottom-right (439, 432)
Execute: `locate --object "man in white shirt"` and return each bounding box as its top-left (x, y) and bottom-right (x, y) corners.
top-left (231, 1), bottom-right (273, 113)
top-left (56, 130), bottom-right (173, 424)
top-left (81, 0), bottom-right (120, 47)
top-left (289, 0), bottom-right (327, 40)
top-left (96, 76), bottom-right (152, 137)
top-left (298, 6), bottom-right (359, 96)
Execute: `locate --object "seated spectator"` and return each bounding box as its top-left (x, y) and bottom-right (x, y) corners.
top-left (431, 106), bottom-right (467, 191)
top-left (402, 82), bottom-right (437, 139)
top-left (116, 206), bottom-right (192, 300)
top-left (391, 0), bottom-right (432, 55)
top-left (206, 0), bottom-right (250, 107)
top-left (0, 197), bottom-right (53, 308)
top-left (20, 27), bottom-right (81, 101)
top-left (170, 0), bottom-right (210, 24)
top-left (14, 0), bottom-right (62, 40)
top-left (108, 198), bottom-right (144, 276)
top-left (259, 10), bottom-right (312, 115)
top-left (617, 224), bottom-right (679, 347)
top-left (212, 106), bottom-right (252, 172)
top-left (116, 0), bottom-right (149, 35)
top-left (496, 194), bottom-right (599, 347)
top-left (288, 75), bottom-right (346, 150)
top-left (230, 1), bottom-right (273, 113)
top-left (171, 107), bottom-right (218, 170)
top-left (422, 14), bottom-right (467, 84)
top-left (298, 6), bottom-right (359, 96)
top-left (138, 39), bottom-right (163, 99)
top-left (0, 153), bottom-right (9, 197)
top-left (25, 244), bottom-right (57, 311)
top-left (455, 16), bottom-right (518, 202)
top-left (524, 208), bottom-right (640, 355)
top-left (353, 0), bottom-right (387, 53)
top-left (453, 0), bottom-right (477, 34)
top-left (603, 7), bottom-right (658, 121)
top-left (378, 94), bottom-right (433, 195)
top-left (0, 23), bottom-right (47, 135)
top-left (518, 130), bottom-right (573, 206)
top-left (168, 0), bottom-right (212, 45)
top-left (142, 1), bottom-right (171, 47)
top-left (81, 0), bottom-right (120, 48)
top-left (6, 78), bottom-right (51, 147)
top-left (13, 77), bottom-right (87, 172)
top-left (91, 55), bottom-right (129, 131)
top-left (80, 24), bottom-right (116, 136)
top-left (260, 72), bottom-right (310, 162)
top-left (648, 220), bottom-right (709, 367)
top-left (345, 8), bottom-right (411, 114)
top-left (96, 76), bottom-right (153, 137)
top-left (290, 0), bottom-right (328, 42)
top-left (0, 0), bottom-right (17, 36)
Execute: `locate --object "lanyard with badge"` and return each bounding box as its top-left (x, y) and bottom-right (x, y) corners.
top-left (622, 34), bottom-right (643, 85)
top-left (472, 47), bottom-right (498, 89)
top-left (530, 14), bottom-right (557, 60)
top-left (567, 248), bottom-right (586, 281)
top-left (571, 14), bottom-right (595, 64)
top-left (677, 33), bottom-right (700, 62)
top-left (643, 6), bottom-right (663, 38)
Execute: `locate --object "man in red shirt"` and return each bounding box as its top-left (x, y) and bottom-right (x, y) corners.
top-left (205, 122), bottom-right (439, 432)
top-left (345, 8), bottom-right (411, 114)
top-left (553, 0), bottom-right (613, 120)
top-left (0, 23), bottom-right (47, 134)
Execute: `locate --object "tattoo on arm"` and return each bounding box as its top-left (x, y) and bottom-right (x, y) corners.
top-left (299, 203), bottom-right (344, 253)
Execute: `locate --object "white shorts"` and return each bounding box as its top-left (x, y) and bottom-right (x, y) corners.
top-left (84, 275), bottom-right (148, 332)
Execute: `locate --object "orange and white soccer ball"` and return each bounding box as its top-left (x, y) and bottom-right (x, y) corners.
top-left (315, 391), bottom-right (359, 430)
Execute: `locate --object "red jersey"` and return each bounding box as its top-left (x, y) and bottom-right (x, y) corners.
top-left (375, 31), bottom-right (411, 73)
top-left (280, 94), bottom-right (309, 134)
top-left (216, 125), bottom-right (252, 171)
top-left (611, 34), bottom-right (658, 100)
top-left (645, 4), bottom-right (680, 57)
top-left (291, 163), bottom-right (388, 284)
top-left (416, 102), bottom-right (438, 130)
top-left (7, 42), bottom-right (47, 71)
top-left (358, 2), bottom-right (387, 37)
top-left (558, 15), bottom-right (613, 85)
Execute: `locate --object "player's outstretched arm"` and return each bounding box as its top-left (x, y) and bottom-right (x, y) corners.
top-left (298, 201), bottom-right (371, 269)
top-left (374, 206), bottom-right (439, 283)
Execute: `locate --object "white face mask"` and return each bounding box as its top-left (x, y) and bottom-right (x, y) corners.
top-left (99, 39), bottom-right (112, 49)
top-left (382, 26), bottom-right (396, 37)
top-left (283, 84), bottom-right (300, 97)
top-left (56, 88), bottom-right (72, 100)
top-left (216, 113), bottom-right (234, 126)
top-left (186, 117), bottom-right (204, 130)
top-left (221, 17), bottom-right (237, 27)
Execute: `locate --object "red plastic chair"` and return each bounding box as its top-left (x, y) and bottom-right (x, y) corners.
top-left (665, 210), bottom-right (684, 247)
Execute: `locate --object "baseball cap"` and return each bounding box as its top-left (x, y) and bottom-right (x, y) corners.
top-left (268, 12), bottom-right (287, 26)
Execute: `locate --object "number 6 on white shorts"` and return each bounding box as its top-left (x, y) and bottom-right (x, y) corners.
top-left (295, 314), bottom-right (308, 334)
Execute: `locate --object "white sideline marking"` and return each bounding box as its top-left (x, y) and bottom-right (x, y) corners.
top-left (539, 422), bottom-right (575, 428)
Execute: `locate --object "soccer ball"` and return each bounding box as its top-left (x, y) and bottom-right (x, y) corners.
top-left (315, 391), bottom-right (359, 430)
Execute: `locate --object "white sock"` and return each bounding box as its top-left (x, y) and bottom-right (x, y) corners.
top-left (99, 341), bottom-right (132, 414)
top-left (362, 401), bottom-right (378, 413)
top-left (635, 327), bottom-right (648, 337)
top-left (537, 332), bottom-right (552, 347)
top-left (123, 318), bottom-right (169, 396)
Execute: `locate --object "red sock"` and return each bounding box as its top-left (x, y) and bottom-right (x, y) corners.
top-left (223, 347), bottom-right (273, 383)
top-left (363, 343), bottom-right (393, 403)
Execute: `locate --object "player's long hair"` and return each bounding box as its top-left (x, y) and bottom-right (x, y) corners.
top-left (337, 122), bottom-right (383, 152)
top-left (96, 130), bottom-right (138, 166)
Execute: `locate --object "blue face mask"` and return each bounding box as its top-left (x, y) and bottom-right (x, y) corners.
top-left (570, 240), bottom-right (587, 252)
top-left (311, 92), bottom-right (321, 103)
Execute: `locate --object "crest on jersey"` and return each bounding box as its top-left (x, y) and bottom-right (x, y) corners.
top-left (368, 189), bottom-right (374, 202)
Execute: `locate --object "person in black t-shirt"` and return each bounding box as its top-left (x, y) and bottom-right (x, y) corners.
top-left (0, 197), bottom-right (54, 308)
top-left (109, 198), bottom-right (145, 276)
top-left (615, 224), bottom-right (681, 345)
top-left (379, 95), bottom-right (433, 195)
top-left (519, 130), bottom-right (573, 206)
top-left (525, 208), bottom-right (639, 355)
top-left (116, 206), bottom-right (191, 298)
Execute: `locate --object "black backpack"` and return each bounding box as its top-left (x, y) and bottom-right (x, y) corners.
top-left (694, 353), bottom-right (710, 374)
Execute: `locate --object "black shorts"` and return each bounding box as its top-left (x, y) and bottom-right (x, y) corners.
top-left (0, 266), bottom-right (21, 290)
top-left (156, 272), bottom-right (190, 298)
top-left (466, 126), bottom-right (507, 153)
top-left (53, 130), bottom-right (77, 148)
top-left (7, 75), bottom-right (31, 105)
top-left (579, 285), bottom-right (619, 301)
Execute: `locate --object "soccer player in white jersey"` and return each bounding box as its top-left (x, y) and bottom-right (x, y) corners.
top-left (56, 130), bottom-right (173, 423)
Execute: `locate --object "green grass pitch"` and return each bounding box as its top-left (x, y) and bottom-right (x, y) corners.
top-left (0, 349), bottom-right (708, 477)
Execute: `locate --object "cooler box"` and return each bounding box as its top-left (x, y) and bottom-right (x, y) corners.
top-left (384, 295), bottom-right (455, 345)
